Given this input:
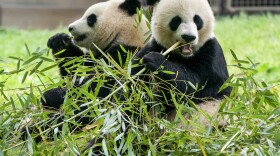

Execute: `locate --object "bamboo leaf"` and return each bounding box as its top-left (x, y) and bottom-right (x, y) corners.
top-left (8, 69), bottom-right (24, 75)
top-left (8, 56), bottom-right (24, 61)
top-left (221, 127), bottom-right (244, 152)
top-left (10, 97), bottom-right (16, 112)
top-left (40, 64), bottom-right (58, 73)
top-left (0, 69), bottom-right (4, 75)
top-left (22, 71), bottom-right (29, 83)
top-left (23, 55), bottom-right (41, 65)
top-left (40, 56), bottom-right (54, 62)
top-left (25, 43), bottom-right (31, 56)
top-left (196, 137), bottom-right (207, 156)
top-left (16, 59), bottom-right (21, 70)
top-left (30, 60), bottom-right (43, 75)
top-left (161, 70), bottom-right (175, 75)
top-left (114, 132), bottom-right (124, 142)
top-left (148, 139), bottom-right (156, 156)
top-left (102, 139), bottom-right (109, 156)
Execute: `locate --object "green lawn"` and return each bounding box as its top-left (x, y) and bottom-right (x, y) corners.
top-left (216, 13), bottom-right (280, 82)
top-left (0, 28), bottom-right (65, 103)
top-left (0, 14), bottom-right (279, 155)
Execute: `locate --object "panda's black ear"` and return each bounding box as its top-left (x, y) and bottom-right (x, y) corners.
top-left (119, 0), bottom-right (141, 16)
top-left (142, 0), bottom-right (160, 6)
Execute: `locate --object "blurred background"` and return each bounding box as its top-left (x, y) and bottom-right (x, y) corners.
top-left (0, 0), bottom-right (280, 29)
top-left (0, 0), bottom-right (103, 29)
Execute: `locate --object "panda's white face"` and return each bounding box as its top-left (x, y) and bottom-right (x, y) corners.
top-left (68, 0), bottom-right (148, 54)
top-left (151, 0), bottom-right (215, 58)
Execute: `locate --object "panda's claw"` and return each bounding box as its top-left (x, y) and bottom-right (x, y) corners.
top-left (47, 33), bottom-right (72, 53)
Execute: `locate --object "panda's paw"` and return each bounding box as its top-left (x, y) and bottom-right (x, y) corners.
top-left (47, 33), bottom-right (72, 53)
top-left (142, 52), bottom-right (166, 72)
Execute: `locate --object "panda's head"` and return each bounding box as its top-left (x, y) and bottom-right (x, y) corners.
top-left (147, 0), bottom-right (215, 58)
top-left (68, 0), bottom-right (147, 53)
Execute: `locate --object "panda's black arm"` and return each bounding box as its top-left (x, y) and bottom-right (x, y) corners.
top-left (56, 45), bottom-right (89, 77)
top-left (131, 39), bottom-right (164, 81)
top-left (47, 33), bottom-right (87, 77)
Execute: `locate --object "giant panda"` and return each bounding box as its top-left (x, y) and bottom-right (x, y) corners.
top-left (44, 0), bottom-right (148, 110)
top-left (132, 0), bottom-right (231, 127)
top-left (21, 0), bottom-right (148, 141)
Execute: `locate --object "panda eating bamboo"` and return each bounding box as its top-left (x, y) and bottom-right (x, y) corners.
top-left (132, 0), bottom-right (231, 127)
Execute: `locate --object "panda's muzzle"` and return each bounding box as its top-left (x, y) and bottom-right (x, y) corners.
top-left (179, 34), bottom-right (196, 56)
top-left (68, 26), bottom-right (87, 42)
top-left (181, 34), bottom-right (196, 43)
top-left (74, 34), bottom-right (87, 42)
top-left (180, 43), bottom-right (193, 55)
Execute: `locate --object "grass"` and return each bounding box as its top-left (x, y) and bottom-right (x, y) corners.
top-left (0, 14), bottom-right (279, 155)
top-left (0, 29), bottom-right (57, 94)
top-left (216, 13), bottom-right (280, 81)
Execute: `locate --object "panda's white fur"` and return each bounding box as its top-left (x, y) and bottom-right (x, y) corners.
top-left (68, 0), bottom-right (148, 55)
top-left (167, 100), bottom-right (228, 129)
top-left (151, 0), bottom-right (215, 57)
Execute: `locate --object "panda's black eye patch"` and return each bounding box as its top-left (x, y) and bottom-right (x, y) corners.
top-left (169, 16), bottom-right (182, 31)
top-left (87, 14), bottom-right (97, 27)
top-left (193, 14), bottom-right (203, 30)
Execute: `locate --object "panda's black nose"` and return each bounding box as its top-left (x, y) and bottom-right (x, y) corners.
top-left (181, 34), bottom-right (196, 43)
top-left (68, 26), bottom-right (74, 32)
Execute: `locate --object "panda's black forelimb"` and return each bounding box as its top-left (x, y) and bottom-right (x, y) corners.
top-left (119, 0), bottom-right (141, 16)
top-left (47, 33), bottom-right (84, 59)
top-left (47, 33), bottom-right (87, 77)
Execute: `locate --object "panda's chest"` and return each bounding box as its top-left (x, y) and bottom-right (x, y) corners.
top-left (167, 54), bottom-right (189, 66)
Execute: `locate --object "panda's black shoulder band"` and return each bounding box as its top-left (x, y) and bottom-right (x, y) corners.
top-left (142, 0), bottom-right (160, 6)
top-left (119, 0), bottom-right (141, 16)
